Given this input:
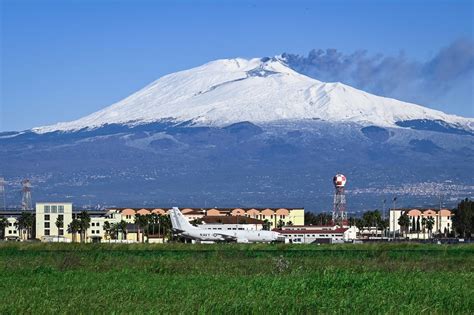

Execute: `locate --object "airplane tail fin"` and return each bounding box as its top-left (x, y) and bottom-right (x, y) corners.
top-left (168, 207), bottom-right (195, 231)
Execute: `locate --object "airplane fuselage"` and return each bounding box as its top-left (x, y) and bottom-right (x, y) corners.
top-left (181, 228), bottom-right (280, 243)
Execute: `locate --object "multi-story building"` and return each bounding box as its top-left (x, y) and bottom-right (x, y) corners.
top-left (0, 210), bottom-right (33, 240)
top-left (389, 208), bottom-right (453, 239)
top-left (3, 215), bottom-right (20, 240)
top-left (35, 202), bottom-right (73, 241)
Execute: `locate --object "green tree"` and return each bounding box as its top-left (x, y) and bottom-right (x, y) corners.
top-left (160, 215), bottom-right (172, 242)
top-left (78, 211), bottom-right (91, 243)
top-left (379, 219), bottom-right (389, 237)
top-left (15, 212), bottom-right (34, 240)
top-left (0, 216), bottom-right (7, 239)
top-left (67, 219), bottom-right (81, 243)
top-left (262, 219), bottom-right (271, 231)
top-left (398, 212), bottom-right (410, 238)
top-left (276, 219), bottom-right (285, 229)
top-left (55, 216), bottom-right (64, 241)
top-left (118, 220), bottom-right (127, 240)
top-left (190, 217), bottom-right (203, 227)
top-left (421, 217), bottom-right (427, 238)
top-left (135, 214), bottom-right (149, 243)
top-left (304, 212), bottom-right (332, 225)
top-left (149, 213), bottom-right (160, 235)
top-left (452, 198), bottom-right (474, 238)
top-left (103, 221), bottom-right (111, 242)
top-left (426, 217), bottom-right (435, 239)
top-left (362, 210), bottom-right (382, 236)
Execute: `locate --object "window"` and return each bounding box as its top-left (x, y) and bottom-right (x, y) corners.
top-left (96, 223), bottom-right (100, 227)
top-left (96, 230), bottom-right (100, 234)
top-left (45, 229), bottom-right (50, 236)
top-left (91, 230), bottom-right (95, 234)
top-left (45, 222), bottom-right (50, 228)
top-left (58, 205), bottom-right (64, 213)
top-left (9, 223), bottom-right (13, 227)
top-left (51, 205), bottom-right (57, 213)
top-left (44, 215), bottom-right (50, 221)
top-left (8, 230), bottom-right (12, 234)
top-left (59, 229), bottom-right (64, 236)
top-left (44, 205), bottom-right (50, 213)
top-left (91, 222), bottom-right (95, 227)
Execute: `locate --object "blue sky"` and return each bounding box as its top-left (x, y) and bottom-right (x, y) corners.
top-left (1, 0), bottom-right (473, 131)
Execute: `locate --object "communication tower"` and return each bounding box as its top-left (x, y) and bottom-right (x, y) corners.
top-left (332, 174), bottom-right (347, 226)
top-left (0, 177), bottom-right (6, 210)
top-left (21, 179), bottom-right (32, 210)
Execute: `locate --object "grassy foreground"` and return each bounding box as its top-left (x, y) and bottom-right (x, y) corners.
top-left (0, 243), bottom-right (473, 314)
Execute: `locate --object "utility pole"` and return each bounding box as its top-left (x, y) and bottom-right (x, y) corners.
top-left (382, 198), bottom-right (386, 237)
top-left (392, 196), bottom-right (397, 239)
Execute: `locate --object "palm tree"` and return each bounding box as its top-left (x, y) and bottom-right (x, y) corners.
top-left (426, 217), bottom-right (435, 239)
top-left (262, 219), bottom-right (271, 231)
top-left (15, 212), bottom-right (34, 240)
top-left (416, 217), bottom-right (420, 239)
top-left (398, 212), bottom-right (410, 238)
top-left (25, 212), bottom-right (35, 239)
top-left (110, 223), bottom-right (118, 240)
top-left (103, 221), bottom-right (111, 242)
top-left (0, 216), bottom-right (7, 240)
top-left (135, 214), bottom-right (149, 243)
top-left (160, 215), bottom-right (172, 242)
top-left (421, 217), bottom-right (427, 239)
top-left (277, 219), bottom-right (285, 229)
top-left (190, 217), bottom-right (203, 227)
top-left (67, 219), bottom-right (81, 242)
top-left (55, 216), bottom-right (64, 241)
top-left (118, 220), bottom-right (128, 240)
top-left (78, 211), bottom-right (91, 243)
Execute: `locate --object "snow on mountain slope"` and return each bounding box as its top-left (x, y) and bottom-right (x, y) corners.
top-left (34, 57), bottom-right (473, 133)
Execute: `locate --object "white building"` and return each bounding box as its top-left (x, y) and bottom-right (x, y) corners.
top-left (35, 202), bottom-right (73, 241)
top-left (389, 208), bottom-right (453, 239)
top-left (4, 217), bottom-right (20, 240)
top-left (275, 225), bottom-right (358, 244)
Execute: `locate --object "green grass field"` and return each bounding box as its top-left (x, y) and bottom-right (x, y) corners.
top-left (0, 243), bottom-right (473, 314)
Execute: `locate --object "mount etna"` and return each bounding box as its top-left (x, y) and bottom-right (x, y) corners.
top-left (1, 57), bottom-right (473, 212)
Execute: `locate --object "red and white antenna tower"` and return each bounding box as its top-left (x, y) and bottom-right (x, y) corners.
top-left (21, 179), bottom-right (32, 210)
top-left (332, 174), bottom-right (347, 226)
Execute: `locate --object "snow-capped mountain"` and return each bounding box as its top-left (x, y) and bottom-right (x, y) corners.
top-left (33, 57), bottom-right (473, 134)
top-left (2, 56), bottom-right (473, 211)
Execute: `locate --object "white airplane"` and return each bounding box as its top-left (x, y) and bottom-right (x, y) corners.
top-left (168, 207), bottom-right (282, 243)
